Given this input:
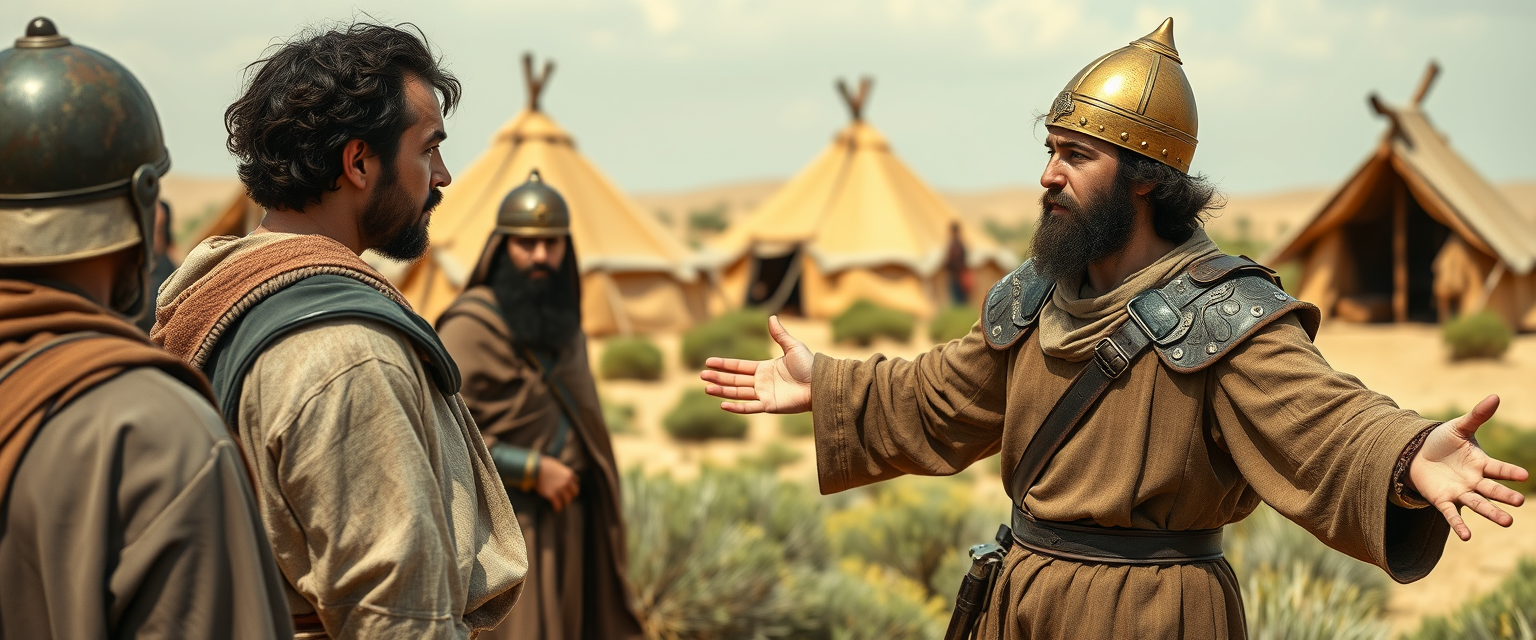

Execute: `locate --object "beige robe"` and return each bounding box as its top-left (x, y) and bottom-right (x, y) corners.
top-left (437, 286), bottom-right (644, 640)
top-left (160, 234), bottom-right (528, 639)
top-left (811, 242), bottom-right (1447, 639)
top-left (0, 367), bottom-right (292, 639)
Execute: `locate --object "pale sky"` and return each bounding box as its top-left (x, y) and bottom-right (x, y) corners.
top-left (7, 0), bottom-right (1534, 194)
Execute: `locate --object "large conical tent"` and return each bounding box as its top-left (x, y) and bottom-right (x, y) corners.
top-left (396, 54), bottom-right (708, 335)
top-left (1269, 63), bottom-right (1536, 331)
top-left (705, 78), bottom-right (1016, 319)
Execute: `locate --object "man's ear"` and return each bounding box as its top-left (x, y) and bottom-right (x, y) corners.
top-left (1131, 181), bottom-right (1155, 197)
top-left (338, 139), bottom-right (373, 190)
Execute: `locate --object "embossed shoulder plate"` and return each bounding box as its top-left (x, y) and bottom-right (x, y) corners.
top-left (982, 259), bottom-right (1054, 350)
top-left (1152, 273), bottom-right (1313, 372)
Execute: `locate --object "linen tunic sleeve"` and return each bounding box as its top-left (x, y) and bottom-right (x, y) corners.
top-left (811, 321), bottom-right (1011, 494)
top-left (1208, 313), bottom-right (1449, 582)
top-left (269, 342), bottom-right (467, 638)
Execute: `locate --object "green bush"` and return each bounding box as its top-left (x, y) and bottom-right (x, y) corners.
top-left (825, 477), bottom-right (1004, 601)
top-left (790, 561), bottom-right (946, 640)
top-left (739, 441), bottom-right (803, 472)
top-left (928, 305), bottom-right (978, 344)
top-left (663, 391), bottom-right (749, 441)
top-left (1427, 408), bottom-right (1536, 495)
top-left (1242, 564), bottom-right (1391, 640)
top-left (780, 412), bottom-right (815, 438)
top-left (681, 309), bottom-right (771, 368)
top-left (599, 336), bottom-right (664, 381)
top-left (1406, 557), bottom-right (1536, 640)
top-left (1443, 311), bottom-right (1513, 360)
top-left (601, 398), bottom-right (637, 435)
top-left (832, 299), bottom-right (915, 347)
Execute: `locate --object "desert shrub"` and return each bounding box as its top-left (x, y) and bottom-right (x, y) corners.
top-left (1242, 564), bottom-right (1391, 640)
top-left (624, 468), bottom-right (803, 639)
top-left (789, 561), bottom-right (947, 640)
top-left (825, 476), bottom-right (1005, 600)
top-left (1405, 557), bottom-right (1536, 640)
top-left (663, 391), bottom-right (749, 441)
top-left (1225, 505), bottom-right (1390, 607)
top-left (928, 305), bottom-right (979, 344)
top-left (832, 299), bottom-right (915, 346)
top-left (1426, 408), bottom-right (1536, 495)
top-left (739, 441), bottom-right (803, 472)
top-left (681, 309), bottom-right (771, 368)
top-left (780, 412), bottom-right (815, 438)
top-left (601, 398), bottom-right (637, 435)
top-left (600, 336), bottom-right (664, 381)
top-left (688, 203), bottom-right (729, 234)
top-left (1443, 311), bottom-right (1513, 360)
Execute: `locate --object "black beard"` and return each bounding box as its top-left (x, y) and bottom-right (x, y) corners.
top-left (487, 245), bottom-right (581, 351)
top-left (364, 170), bottom-right (440, 262)
top-left (1029, 178), bottom-right (1136, 284)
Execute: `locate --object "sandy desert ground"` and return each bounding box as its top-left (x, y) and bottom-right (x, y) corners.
top-left (593, 317), bottom-right (1536, 634)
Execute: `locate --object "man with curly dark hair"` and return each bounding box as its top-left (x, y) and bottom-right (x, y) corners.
top-left (701, 18), bottom-right (1526, 640)
top-left (152, 22), bottom-right (528, 639)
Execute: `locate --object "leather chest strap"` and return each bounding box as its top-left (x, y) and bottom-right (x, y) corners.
top-left (1007, 316), bottom-right (1152, 502)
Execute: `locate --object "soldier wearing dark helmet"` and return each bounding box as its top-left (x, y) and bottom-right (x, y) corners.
top-left (437, 170), bottom-right (645, 640)
top-left (0, 17), bottom-right (292, 639)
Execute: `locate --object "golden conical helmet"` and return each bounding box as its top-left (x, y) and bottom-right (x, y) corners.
top-left (496, 168), bottom-right (570, 237)
top-left (1046, 17), bottom-right (1197, 173)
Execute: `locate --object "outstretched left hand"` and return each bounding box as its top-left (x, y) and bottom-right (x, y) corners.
top-left (1408, 394), bottom-right (1530, 541)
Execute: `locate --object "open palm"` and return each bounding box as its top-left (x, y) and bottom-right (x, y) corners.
top-left (1409, 394), bottom-right (1529, 541)
top-left (699, 315), bottom-right (814, 414)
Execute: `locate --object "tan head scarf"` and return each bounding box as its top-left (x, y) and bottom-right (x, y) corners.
top-left (1037, 229), bottom-right (1221, 361)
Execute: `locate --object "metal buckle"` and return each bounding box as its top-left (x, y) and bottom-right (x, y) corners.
top-left (1093, 337), bottom-right (1130, 378)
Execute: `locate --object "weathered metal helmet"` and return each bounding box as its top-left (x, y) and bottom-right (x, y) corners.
top-left (1045, 17), bottom-right (1198, 173)
top-left (495, 169), bottom-right (570, 237)
top-left (0, 17), bottom-right (167, 317)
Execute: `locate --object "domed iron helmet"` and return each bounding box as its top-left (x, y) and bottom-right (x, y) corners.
top-left (0, 17), bottom-right (169, 318)
top-left (1045, 17), bottom-right (1198, 173)
top-left (495, 169), bottom-right (570, 238)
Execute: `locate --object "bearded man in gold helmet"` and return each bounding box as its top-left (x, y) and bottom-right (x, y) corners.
top-left (701, 18), bottom-right (1528, 639)
top-left (436, 170), bottom-right (644, 640)
top-left (0, 17), bottom-right (291, 638)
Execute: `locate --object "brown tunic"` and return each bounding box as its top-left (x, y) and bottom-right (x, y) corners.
top-left (811, 260), bottom-right (1448, 638)
top-left (437, 286), bottom-right (643, 640)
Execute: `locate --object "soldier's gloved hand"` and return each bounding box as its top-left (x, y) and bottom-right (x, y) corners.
top-left (1407, 394), bottom-right (1529, 541)
top-left (700, 315), bottom-right (813, 415)
top-left (537, 457), bottom-right (581, 513)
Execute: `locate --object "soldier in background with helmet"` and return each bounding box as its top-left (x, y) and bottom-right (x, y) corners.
top-left (0, 17), bottom-right (292, 639)
top-left (437, 170), bottom-right (644, 640)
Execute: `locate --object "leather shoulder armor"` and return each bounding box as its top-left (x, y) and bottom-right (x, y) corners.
top-left (1125, 255), bottom-right (1321, 373)
top-left (982, 259), bottom-right (1055, 350)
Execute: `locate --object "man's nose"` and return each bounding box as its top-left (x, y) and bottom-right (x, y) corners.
top-left (1040, 159), bottom-right (1067, 191)
top-left (531, 241), bottom-right (548, 263)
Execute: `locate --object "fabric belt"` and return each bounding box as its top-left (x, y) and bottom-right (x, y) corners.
top-left (1011, 505), bottom-right (1224, 565)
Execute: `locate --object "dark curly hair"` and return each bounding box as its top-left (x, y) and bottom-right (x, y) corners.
top-left (1116, 150), bottom-right (1224, 244)
top-left (225, 22), bottom-right (461, 212)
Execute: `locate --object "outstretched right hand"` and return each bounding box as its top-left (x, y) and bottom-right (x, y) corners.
top-left (700, 315), bottom-right (813, 414)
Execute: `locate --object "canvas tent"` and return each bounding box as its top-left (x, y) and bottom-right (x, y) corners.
top-left (704, 78), bottom-right (1016, 320)
top-left (1269, 64), bottom-right (1536, 331)
top-left (395, 55), bottom-right (708, 335)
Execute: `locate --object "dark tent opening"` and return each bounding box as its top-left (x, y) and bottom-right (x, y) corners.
top-left (746, 246), bottom-right (804, 316)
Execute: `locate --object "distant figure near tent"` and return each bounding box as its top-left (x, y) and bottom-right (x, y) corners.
top-left (395, 53), bottom-right (708, 335)
top-left (946, 221), bottom-right (971, 306)
top-left (706, 77), bottom-right (1015, 319)
top-left (1269, 63), bottom-right (1536, 331)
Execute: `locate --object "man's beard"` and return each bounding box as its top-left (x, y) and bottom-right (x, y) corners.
top-left (487, 243), bottom-right (582, 351)
top-left (1029, 176), bottom-right (1136, 284)
top-left (364, 168), bottom-right (442, 262)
